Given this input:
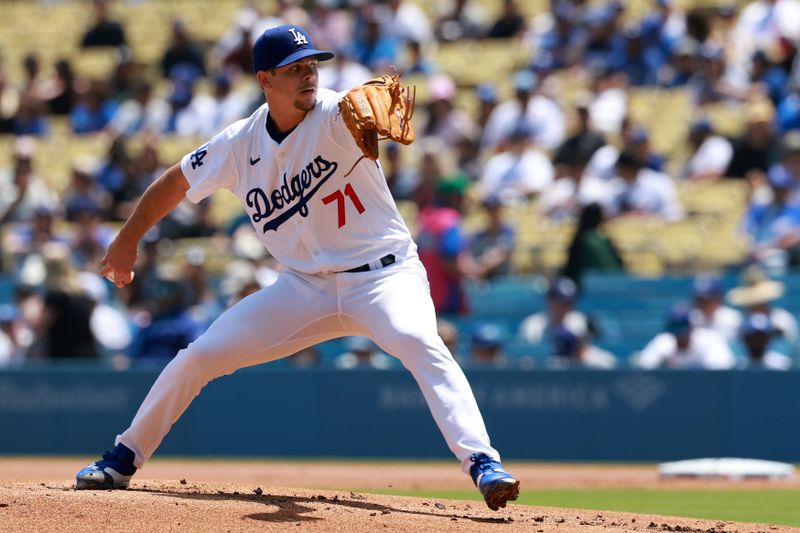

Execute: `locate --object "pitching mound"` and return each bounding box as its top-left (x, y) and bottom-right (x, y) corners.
top-left (0, 480), bottom-right (791, 532)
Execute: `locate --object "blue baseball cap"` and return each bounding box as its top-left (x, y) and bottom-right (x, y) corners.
top-left (693, 276), bottom-right (723, 299)
top-left (512, 70), bottom-right (537, 92)
top-left (530, 51), bottom-right (556, 72)
top-left (665, 304), bottom-right (692, 336)
top-left (690, 118), bottom-right (713, 135)
top-left (767, 165), bottom-right (794, 189)
top-left (548, 277), bottom-right (577, 301)
top-left (475, 83), bottom-right (498, 103)
top-left (472, 322), bottom-right (506, 348)
top-left (626, 126), bottom-right (649, 144)
top-left (0, 304), bottom-right (18, 323)
top-left (252, 25), bottom-right (334, 73)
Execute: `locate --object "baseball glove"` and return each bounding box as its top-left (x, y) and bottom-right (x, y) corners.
top-left (338, 71), bottom-right (416, 165)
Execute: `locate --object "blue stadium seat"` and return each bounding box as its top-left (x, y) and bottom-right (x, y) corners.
top-left (464, 276), bottom-right (547, 319)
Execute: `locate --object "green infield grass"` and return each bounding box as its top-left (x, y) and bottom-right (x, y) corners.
top-left (361, 488), bottom-right (800, 527)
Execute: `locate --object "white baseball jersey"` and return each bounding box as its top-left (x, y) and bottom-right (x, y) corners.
top-left (180, 88), bottom-right (415, 274)
top-left (637, 328), bottom-right (736, 370)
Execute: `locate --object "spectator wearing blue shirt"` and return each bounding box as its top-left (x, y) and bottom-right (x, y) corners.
top-left (613, 27), bottom-right (661, 86)
top-left (464, 196), bottom-right (516, 281)
top-left (742, 165), bottom-right (800, 269)
top-left (128, 276), bottom-right (203, 362)
top-left (70, 80), bottom-right (117, 134)
top-left (404, 39), bottom-right (437, 75)
top-left (538, 2), bottom-right (584, 69)
top-left (659, 39), bottom-right (697, 87)
top-left (581, 7), bottom-right (625, 70)
top-left (13, 94), bottom-right (48, 136)
top-left (64, 161), bottom-right (112, 222)
top-left (689, 44), bottom-right (740, 106)
top-left (776, 90), bottom-right (800, 133)
top-left (640, 0), bottom-right (686, 64)
top-left (750, 50), bottom-right (788, 105)
top-left (352, 14), bottom-right (397, 72)
top-left (94, 137), bottom-right (132, 210)
top-left (627, 126), bottom-right (666, 172)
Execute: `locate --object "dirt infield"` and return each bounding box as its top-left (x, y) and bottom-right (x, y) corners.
top-left (0, 459), bottom-right (797, 532)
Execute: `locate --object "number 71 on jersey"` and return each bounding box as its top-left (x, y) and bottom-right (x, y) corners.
top-left (322, 183), bottom-right (365, 228)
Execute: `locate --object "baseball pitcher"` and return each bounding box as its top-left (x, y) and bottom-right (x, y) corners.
top-left (75, 25), bottom-right (519, 511)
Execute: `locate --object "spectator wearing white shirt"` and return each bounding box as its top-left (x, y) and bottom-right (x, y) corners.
top-left (587, 68), bottom-right (629, 136)
top-left (434, 0), bottom-right (488, 42)
top-left (539, 140), bottom-right (613, 221)
top-left (519, 277), bottom-right (589, 345)
top-left (726, 265), bottom-right (800, 345)
top-left (317, 48), bottom-right (373, 92)
top-left (588, 124), bottom-right (667, 181)
top-left (608, 149), bottom-right (684, 221)
top-left (204, 74), bottom-right (250, 134)
top-left (637, 305), bottom-right (736, 369)
top-left (0, 140), bottom-right (59, 223)
top-left (548, 325), bottom-right (617, 370)
top-left (689, 275), bottom-right (742, 342)
top-left (682, 119), bottom-right (734, 181)
top-left (384, 0), bottom-right (434, 45)
top-left (106, 81), bottom-right (170, 136)
top-left (737, 312), bottom-right (794, 370)
top-left (730, 0), bottom-right (800, 71)
top-left (306, 0), bottom-right (353, 52)
top-left (482, 70), bottom-right (565, 151)
top-left (477, 122), bottom-right (554, 205)
top-left (0, 304), bottom-right (29, 368)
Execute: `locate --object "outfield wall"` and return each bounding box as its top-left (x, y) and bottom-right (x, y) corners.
top-left (0, 367), bottom-right (797, 462)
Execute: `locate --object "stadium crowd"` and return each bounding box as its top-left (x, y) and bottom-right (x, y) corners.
top-left (0, 0), bottom-right (799, 370)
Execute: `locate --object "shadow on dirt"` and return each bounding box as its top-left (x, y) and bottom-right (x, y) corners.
top-left (133, 487), bottom-right (513, 525)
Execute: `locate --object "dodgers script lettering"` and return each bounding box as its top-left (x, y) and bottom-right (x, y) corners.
top-left (245, 155), bottom-right (339, 232)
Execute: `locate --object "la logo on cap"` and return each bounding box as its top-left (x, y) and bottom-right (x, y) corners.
top-left (288, 28), bottom-right (308, 46)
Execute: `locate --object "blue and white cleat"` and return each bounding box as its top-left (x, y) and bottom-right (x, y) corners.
top-left (75, 443), bottom-right (137, 490)
top-left (469, 453), bottom-right (520, 511)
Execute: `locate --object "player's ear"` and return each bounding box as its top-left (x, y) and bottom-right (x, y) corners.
top-left (256, 70), bottom-right (271, 90)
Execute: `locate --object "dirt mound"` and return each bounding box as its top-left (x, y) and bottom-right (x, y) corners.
top-left (0, 480), bottom-right (790, 532)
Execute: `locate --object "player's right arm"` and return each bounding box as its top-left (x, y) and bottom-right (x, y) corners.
top-left (100, 163), bottom-right (190, 288)
top-left (102, 118), bottom-right (242, 288)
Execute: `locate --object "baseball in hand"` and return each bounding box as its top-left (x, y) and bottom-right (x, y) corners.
top-left (106, 271), bottom-right (135, 283)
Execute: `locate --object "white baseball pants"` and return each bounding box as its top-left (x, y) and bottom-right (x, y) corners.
top-left (116, 257), bottom-right (499, 474)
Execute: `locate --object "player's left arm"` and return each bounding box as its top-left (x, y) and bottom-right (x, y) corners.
top-left (334, 72), bottom-right (416, 174)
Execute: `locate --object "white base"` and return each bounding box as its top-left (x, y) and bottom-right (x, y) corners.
top-left (658, 458), bottom-right (795, 479)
